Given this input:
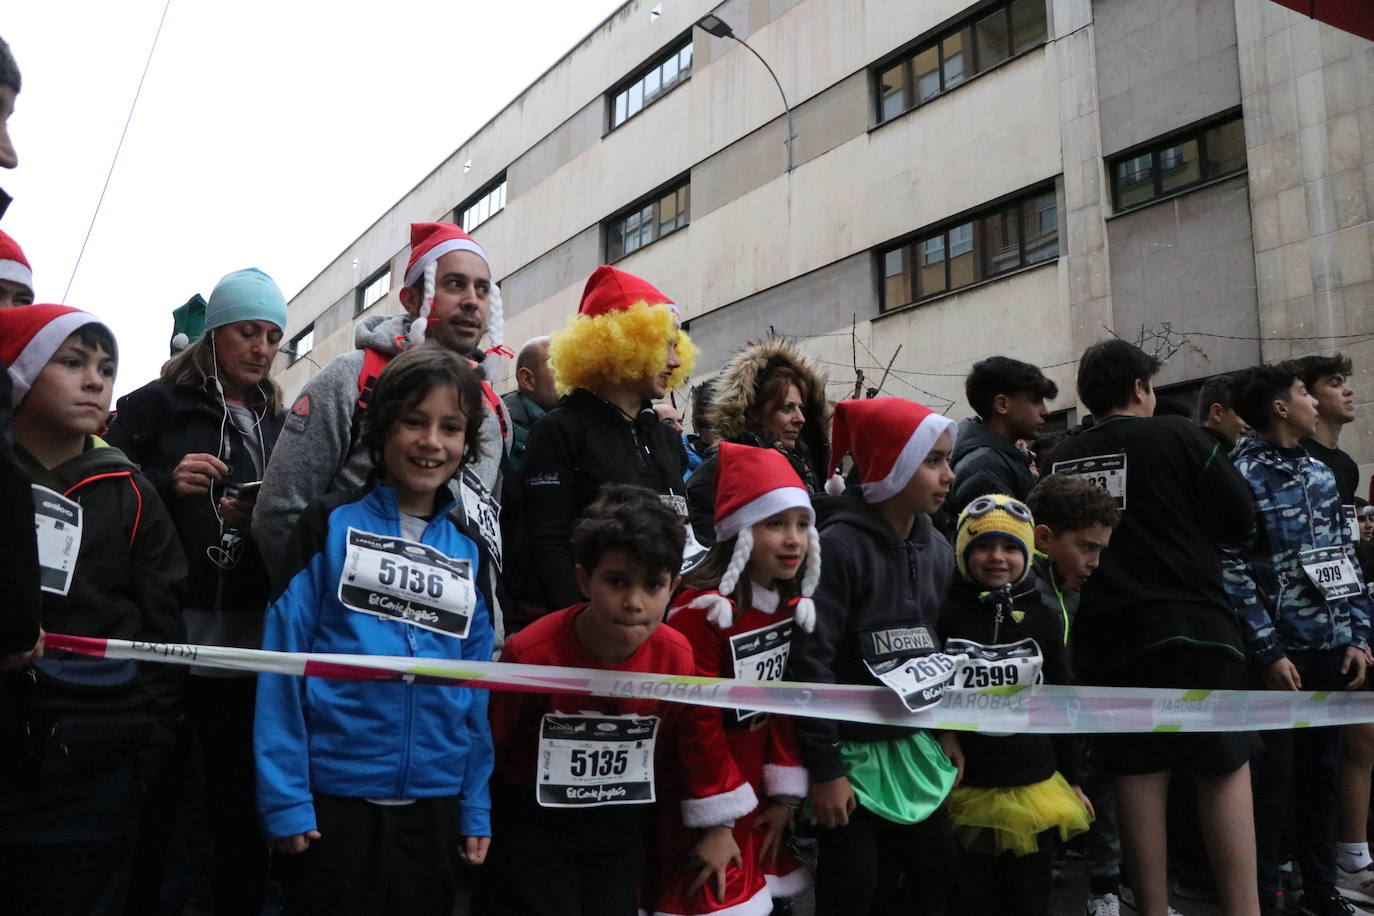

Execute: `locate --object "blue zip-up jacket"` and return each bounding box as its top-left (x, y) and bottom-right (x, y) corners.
top-left (1223, 436), bottom-right (1372, 666)
top-left (255, 483), bottom-right (495, 841)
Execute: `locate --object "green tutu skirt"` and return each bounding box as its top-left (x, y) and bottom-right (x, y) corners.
top-left (837, 731), bottom-right (957, 825)
top-left (949, 771), bottom-right (1092, 856)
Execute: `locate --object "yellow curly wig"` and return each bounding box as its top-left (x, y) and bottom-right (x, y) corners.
top-left (548, 301), bottom-right (698, 393)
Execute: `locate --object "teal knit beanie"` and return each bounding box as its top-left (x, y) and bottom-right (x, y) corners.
top-left (205, 268), bottom-right (287, 332)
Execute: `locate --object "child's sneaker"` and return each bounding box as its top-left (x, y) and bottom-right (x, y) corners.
top-left (1297, 892), bottom-right (1361, 916)
top-left (1337, 863), bottom-right (1374, 906)
top-left (1086, 892), bottom-right (1121, 916)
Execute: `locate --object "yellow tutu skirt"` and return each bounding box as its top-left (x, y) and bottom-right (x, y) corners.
top-left (949, 771), bottom-right (1092, 857)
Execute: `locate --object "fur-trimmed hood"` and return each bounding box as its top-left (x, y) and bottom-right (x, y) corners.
top-left (705, 337), bottom-right (830, 480)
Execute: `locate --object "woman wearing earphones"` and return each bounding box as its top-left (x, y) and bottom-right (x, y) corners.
top-left (105, 266), bottom-right (287, 916)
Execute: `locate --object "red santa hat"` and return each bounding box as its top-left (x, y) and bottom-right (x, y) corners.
top-left (0, 228), bottom-right (33, 294)
top-left (579, 265), bottom-right (680, 322)
top-left (402, 222), bottom-right (505, 371)
top-left (826, 397), bottom-right (958, 503)
top-left (0, 304), bottom-right (112, 405)
top-left (687, 442), bottom-right (820, 632)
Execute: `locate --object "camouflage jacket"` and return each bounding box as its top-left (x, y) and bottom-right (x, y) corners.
top-left (1222, 435), bottom-right (1371, 666)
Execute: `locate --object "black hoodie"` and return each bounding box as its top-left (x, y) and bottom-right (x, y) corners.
top-left (1050, 414), bottom-right (1254, 679)
top-left (10, 439), bottom-right (187, 725)
top-left (520, 388), bottom-right (687, 612)
top-left (940, 577), bottom-right (1080, 787)
top-left (788, 487), bottom-right (954, 782)
top-left (949, 417), bottom-right (1036, 514)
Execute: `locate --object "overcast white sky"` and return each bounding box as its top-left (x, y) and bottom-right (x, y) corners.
top-left (4, 0), bottom-right (624, 397)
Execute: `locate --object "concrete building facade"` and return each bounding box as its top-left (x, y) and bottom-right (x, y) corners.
top-left (277, 0), bottom-right (1374, 479)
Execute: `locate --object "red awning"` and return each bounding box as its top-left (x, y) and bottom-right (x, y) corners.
top-left (1267, 0), bottom-right (1374, 41)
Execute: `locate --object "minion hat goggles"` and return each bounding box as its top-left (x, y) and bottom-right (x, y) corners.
top-left (955, 494), bottom-right (1034, 584)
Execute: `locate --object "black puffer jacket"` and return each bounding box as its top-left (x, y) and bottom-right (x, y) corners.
top-left (687, 339), bottom-right (829, 545)
top-left (521, 388), bottom-right (687, 612)
top-left (948, 417), bottom-right (1036, 513)
top-left (787, 487), bottom-right (954, 782)
top-left (105, 378), bottom-right (282, 614)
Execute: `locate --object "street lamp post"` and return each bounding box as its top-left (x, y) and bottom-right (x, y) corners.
top-left (697, 14), bottom-right (795, 173)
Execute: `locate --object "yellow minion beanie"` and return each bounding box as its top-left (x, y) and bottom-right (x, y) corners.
top-left (955, 494), bottom-right (1035, 584)
top-left (548, 265), bottom-right (697, 394)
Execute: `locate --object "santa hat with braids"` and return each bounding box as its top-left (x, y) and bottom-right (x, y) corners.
top-left (403, 222), bottom-right (506, 374)
top-left (688, 442), bottom-right (821, 632)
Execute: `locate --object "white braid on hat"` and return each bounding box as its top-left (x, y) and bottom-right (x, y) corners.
top-left (409, 261), bottom-right (438, 345)
top-left (794, 528), bottom-right (821, 633)
top-left (686, 527), bottom-right (754, 630)
top-left (481, 281), bottom-right (505, 376)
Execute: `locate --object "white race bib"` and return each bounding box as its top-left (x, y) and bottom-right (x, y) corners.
top-left (32, 485), bottom-right (82, 596)
top-left (729, 618), bottom-right (793, 722)
top-left (1053, 453), bottom-right (1127, 509)
top-left (1343, 505), bottom-right (1360, 547)
top-left (946, 637), bottom-right (1044, 691)
top-left (459, 473), bottom-right (502, 570)
top-left (1300, 546), bottom-right (1362, 601)
top-left (337, 528), bottom-right (477, 638)
top-left (536, 714), bottom-right (658, 808)
top-left (864, 653), bottom-right (958, 713)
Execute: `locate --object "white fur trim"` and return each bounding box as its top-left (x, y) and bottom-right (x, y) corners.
top-left (765, 868), bottom-right (812, 898)
top-left (763, 764), bottom-right (808, 799)
top-left (0, 259), bottom-right (32, 291)
top-left (862, 413), bottom-right (957, 503)
top-left (751, 584), bottom-right (780, 614)
top-left (403, 237), bottom-right (489, 286)
top-left (825, 473), bottom-right (845, 495)
top-left (653, 883), bottom-right (773, 916)
top-left (8, 310), bottom-right (102, 404)
top-left (717, 485), bottom-right (813, 541)
top-left (680, 780), bottom-right (758, 828)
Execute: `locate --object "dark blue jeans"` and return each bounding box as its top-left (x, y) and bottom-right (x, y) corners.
top-left (1252, 648), bottom-right (1350, 899)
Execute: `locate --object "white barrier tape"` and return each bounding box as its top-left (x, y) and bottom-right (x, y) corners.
top-left (45, 634), bottom-right (1374, 734)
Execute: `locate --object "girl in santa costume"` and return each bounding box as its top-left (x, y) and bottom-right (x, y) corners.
top-left (651, 442), bottom-right (817, 916)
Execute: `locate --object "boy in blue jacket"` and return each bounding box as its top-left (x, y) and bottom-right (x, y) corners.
top-left (255, 346), bottom-right (496, 916)
top-left (1226, 362), bottom-right (1370, 916)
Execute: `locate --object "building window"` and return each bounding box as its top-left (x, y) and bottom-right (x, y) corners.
top-left (610, 38), bottom-right (693, 130)
top-left (356, 267), bottom-right (391, 315)
top-left (457, 175), bottom-right (507, 232)
top-left (289, 325), bottom-right (315, 364)
top-left (1109, 114), bottom-right (1246, 212)
top-left (873, 0), bottom-right (1046, 125)
top-left (606, 178), bottom-right (690, 262)
top-left (879, 185), bottom-right (1059, 311)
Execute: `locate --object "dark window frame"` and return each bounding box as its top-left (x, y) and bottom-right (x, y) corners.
top-left (607, 35), bottom-right (694, 132)
top-left (872, 0), bottom-right (1048, 126)
top-left (877, 183), bottom-right (1060, 313)
top-left (289, 324), bottom-right (315, 365)
top-left (1108, 111), bottom-right (1247, 213)
top-left (355, 265), bottom-right (392, 316)
top-left (604, 175), bottom-right (691, 263)
top-left (455, 173), bottom-right (508, 233)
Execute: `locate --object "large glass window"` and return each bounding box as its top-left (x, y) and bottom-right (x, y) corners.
top-left (1110, 113), bottom-right (1247, 211)
top-left (878, 186), bottom-right (1060, 311)
top-left (610, 38), bottom-right (693, 130)
top-left (289, 325), bottom-right (314, 364)
top-left (356, 268), bottom-right (391, 315)
top-left (456, 176), bottom-right (507, 233)
top-left (606, 178), bottom-right (690, 262)
top-left (873, 0), bottom-right (1047, 124)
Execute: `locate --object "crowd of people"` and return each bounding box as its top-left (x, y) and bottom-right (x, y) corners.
top-left (3, 32), bottom-right (1374, 916)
